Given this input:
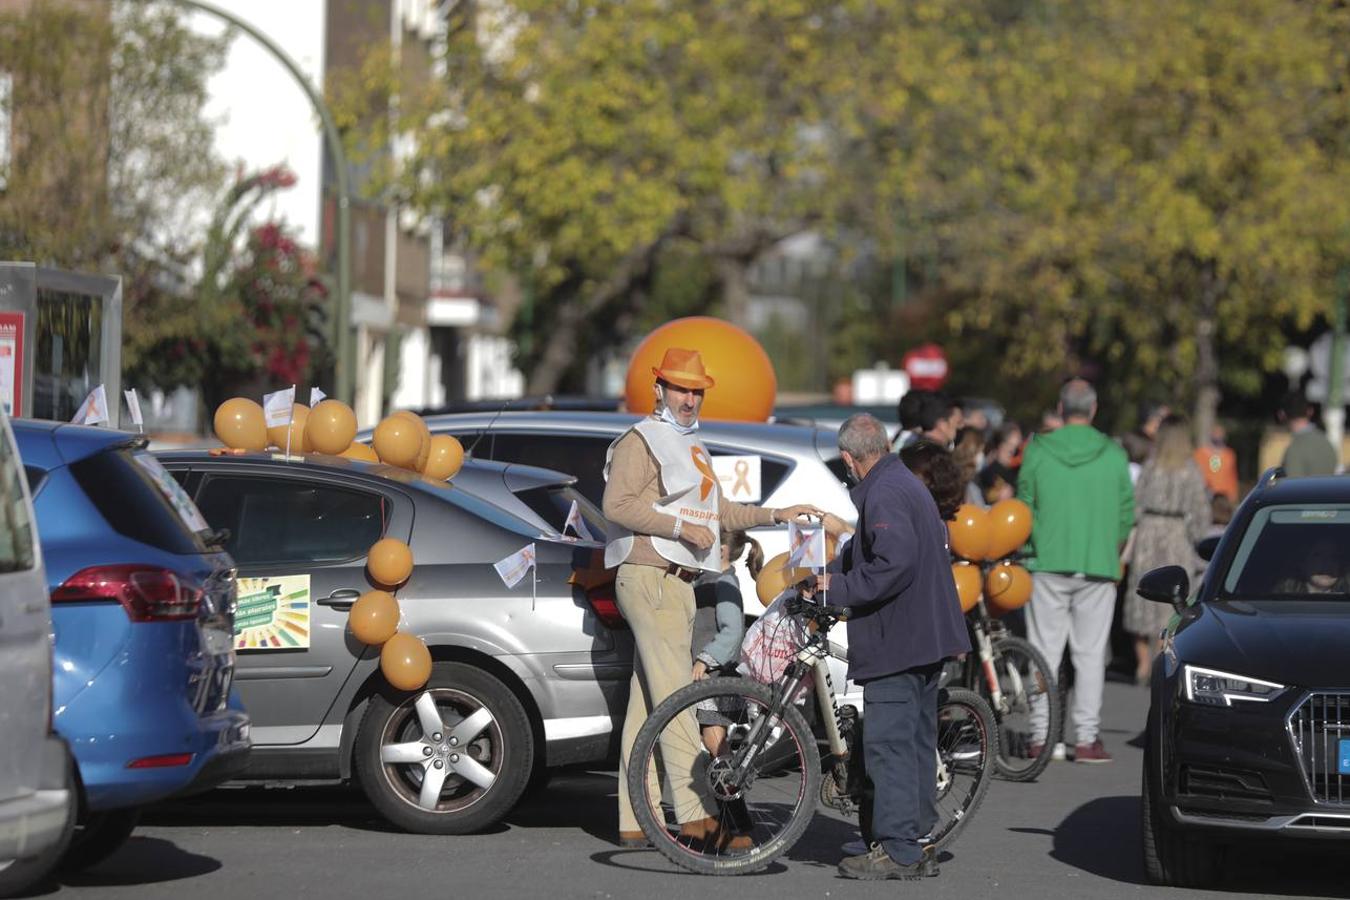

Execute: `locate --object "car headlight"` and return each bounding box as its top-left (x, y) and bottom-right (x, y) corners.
top-left (1183, 665), bottom-right (1285, 707)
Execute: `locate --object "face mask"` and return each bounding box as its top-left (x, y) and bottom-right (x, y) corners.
top-left (655, 386), bottom-right (699, 435)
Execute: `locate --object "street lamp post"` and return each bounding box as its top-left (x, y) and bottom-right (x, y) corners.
top-left (165, 0), bottom-right (354, 405)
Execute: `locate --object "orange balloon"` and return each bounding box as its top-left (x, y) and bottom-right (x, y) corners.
top-left (373, 415), bottom-right (422, 469)
top-left (948, 504), bottom-right (991, 562)
top-left (952, 562), bottom-right (982, 613)
top-left (340, 442), bottom-right (380, 463)
top-left (985, 563), bottom-right (1033, 616)
top-left (380, 632), bottom-right (432, 691)
top-left (624, 317), bottom-right (777, 422)
top-left (213, 398), bottom-right (268, 451)
top-left (368, 537), bottom-right (414, 587)
top-left (392, 411), bottom-right (432, 471)
top-left (422, 435), bottom-right (465, 481)
top-left (348, 590), bottom-right (400, 645)
top-left (267, 403), bottom-right (309, 452)
top-left (985, 499), bottom-right (1033, 560)
top-left (307, 400), bottom-right (358, 455)
top-left (754, 551), bottom-right (813, 607)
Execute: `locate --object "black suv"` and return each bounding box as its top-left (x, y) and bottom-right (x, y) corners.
top-left (1139, 468), bottom-right (1350, 888)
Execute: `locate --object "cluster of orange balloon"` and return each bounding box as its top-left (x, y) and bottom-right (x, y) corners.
top-left (752, 534), bottom-right (841, 607)
top-left (212, 397), bottom-right (465, 482)
top-left (949, 499), bottom-right (1035, 616)
top-left (347, 537), bottom-right (433, 691)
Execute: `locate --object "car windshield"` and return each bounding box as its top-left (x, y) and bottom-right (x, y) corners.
top-left (1222, 504), bottom-right (1350, 599)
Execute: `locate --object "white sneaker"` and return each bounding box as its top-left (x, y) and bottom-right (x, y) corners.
top-left (1051, 742), bottom-right (1067, 761)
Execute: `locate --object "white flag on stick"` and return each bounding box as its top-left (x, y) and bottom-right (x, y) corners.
top-left (563, 500), bottom-right (595, 541)
top-left (263, 386), bottom-right (296, 428)
top-left (309, 387), bottom-right (326, 408)
top-left (72, 385), bottom-right (108, 426)
top-left (493, 542), bottom-right (537, 589)
top-left (786, 521), bottom-right (827, 571)
top-left (123, 389), bottom-right (144, 429)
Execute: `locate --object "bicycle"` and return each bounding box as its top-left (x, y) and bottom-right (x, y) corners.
top-left (627, 593), bottom-right (997, 876)
top-left (962, 590), bottom-right (1062, 782)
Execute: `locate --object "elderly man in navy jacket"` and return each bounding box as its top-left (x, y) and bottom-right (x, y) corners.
top-left (815, 413), bottom-right (970, 880)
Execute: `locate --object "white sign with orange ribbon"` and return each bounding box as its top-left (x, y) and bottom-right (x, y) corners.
top-left (712, 454), bottom-right (762, 503)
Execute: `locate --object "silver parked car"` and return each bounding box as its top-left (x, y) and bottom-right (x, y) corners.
top-left (155, 450), bottom-right (627, 835)
top-left (0, 411), bottom-right (74, 898)
top-left (392, 412), bottom-right (863, 707)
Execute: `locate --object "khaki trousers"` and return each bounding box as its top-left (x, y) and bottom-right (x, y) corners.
top-left (616, 563), bottom-right (713, 832)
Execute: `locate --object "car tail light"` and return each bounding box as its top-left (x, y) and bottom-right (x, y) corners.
top-left (126, 753), bottom-right (194, 769)
top-left (585, 583), bottom-right (626, 629)
top-left (52, 565), bottom-right (202, 622)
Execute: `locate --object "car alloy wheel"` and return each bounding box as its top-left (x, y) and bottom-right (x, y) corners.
top-left (379, 688), bottom-right (500, 813)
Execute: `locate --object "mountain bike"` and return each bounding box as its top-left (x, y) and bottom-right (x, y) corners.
top-left (627, 593), bottom-right (997, 876)
top-left (962, 593), bottom-right (1061, 781)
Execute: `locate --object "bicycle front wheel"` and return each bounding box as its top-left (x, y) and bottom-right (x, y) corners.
top-left (929, 686), bottom-right (996, 850)
top-left (985, 635), bottom-right (1060, 782)
top-left (628, 677), bottom-right (821, 876)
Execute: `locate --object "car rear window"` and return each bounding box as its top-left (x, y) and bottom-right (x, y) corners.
top-left (1223, 505), bottom-right (1350, 598)
top-left (513, 484), bottom-right (607, 542)
top-left (70, 448), bottom-right (209, 555)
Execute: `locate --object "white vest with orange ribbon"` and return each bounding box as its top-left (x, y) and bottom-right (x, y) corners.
top-left (602, 418), bottom-right (722, 572)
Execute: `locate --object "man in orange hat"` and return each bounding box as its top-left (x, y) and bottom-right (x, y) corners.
top-left (603, 347), bottom-right (821, 852)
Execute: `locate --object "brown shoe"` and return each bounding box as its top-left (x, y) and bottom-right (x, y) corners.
top-left (1074, 739), bottom-right (1113, 764)
top-left (679, 816), bottom-right (753, 853)
top-left (619, 830), bottom-right (652, 849)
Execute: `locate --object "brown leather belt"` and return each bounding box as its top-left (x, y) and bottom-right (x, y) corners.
top-left (664, 563), bottom-right (699, 583)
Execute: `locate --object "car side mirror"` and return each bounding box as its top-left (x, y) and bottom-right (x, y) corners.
top-left (1137, 565), bottom-right (1190, 613)
top-left (1195, 535), bottom-right (1220, 562)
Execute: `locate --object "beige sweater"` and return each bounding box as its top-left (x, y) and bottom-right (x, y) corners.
top-left (602, 427), bottom-right (776, 569)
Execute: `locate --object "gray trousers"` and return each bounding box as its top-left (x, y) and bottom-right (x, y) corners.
top-left (1026, 571), bottom-right (1117, 745)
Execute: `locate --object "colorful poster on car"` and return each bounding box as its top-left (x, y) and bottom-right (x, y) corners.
top-left (235, 575), bottom-right (311, 651)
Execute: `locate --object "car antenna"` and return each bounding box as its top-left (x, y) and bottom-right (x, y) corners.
top-left (466, 394), bottom-right (547, 461)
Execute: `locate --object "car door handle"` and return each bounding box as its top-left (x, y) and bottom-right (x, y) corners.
top-left (316, 589), bottom-right (362, 610)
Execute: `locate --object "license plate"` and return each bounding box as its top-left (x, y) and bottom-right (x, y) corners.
top-left (1340, 739), bottom-right (1350, 775)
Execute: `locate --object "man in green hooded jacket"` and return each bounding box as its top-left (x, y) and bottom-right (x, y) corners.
top-left (1018, 378), bottom-right (1134, 764)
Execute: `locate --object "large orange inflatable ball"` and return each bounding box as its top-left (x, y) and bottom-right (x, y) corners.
top-left (340, 442), bottom-right (380, 463)
top-left (948, 504), bottom-right (991, 561)
top-left (985, 563), bottom-right (1033, 616)
top-left (267, 403), bottom-right (309, 452)
top-left (985, 499), bottom-right (1033, 561)
top-left (368, 537), bottom-right (414, 587)
top-left (372, 415), bottom-right (422, 469)
top-left (380, 632), bottom-right (433, 691)
top-left (951, 562), bottom-right (982, 613)
top-left (422, 435), bottom-right (465, 481)
top-left (348, 590), bottom-right (400, 645)
top-left (754, 551), bottom-right (814, 607)
top-left (214, 398), bottom-right (268, 451)
top-left (624, 317), bottom-right (777, 422)
top-left (307, 400), bottom-right (358, 455)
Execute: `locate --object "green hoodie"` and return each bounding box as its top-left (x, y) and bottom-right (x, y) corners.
top-left (1017, 424), bottom-right (1134, 581)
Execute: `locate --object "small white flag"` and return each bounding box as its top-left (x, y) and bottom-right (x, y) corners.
top-left (72, 385), bottom-right (108, 426)
top-left (563, 499), bottom-right (595, 541)
top-left (786, 521), bottom-right (827, 571)
top-left (263, 386), bottom-right (296, 428)
top-left (123, 389), bottom-right (144, 427)
top-left (493, 542), bottom-right (537, 589)
top-left (309, 387), bottom-right (326, 408)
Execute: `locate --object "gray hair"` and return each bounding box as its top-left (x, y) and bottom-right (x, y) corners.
top-left (1059, 379), bottom-right (1097, 420)
top-left (838, 413), bottom-right (891, 462)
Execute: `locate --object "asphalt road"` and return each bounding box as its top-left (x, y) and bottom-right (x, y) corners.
top-left (24, 680), bottom-right (1350, 900)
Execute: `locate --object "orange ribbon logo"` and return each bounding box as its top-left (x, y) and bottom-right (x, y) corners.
top-left (690, 446), bottom-right (718, 501)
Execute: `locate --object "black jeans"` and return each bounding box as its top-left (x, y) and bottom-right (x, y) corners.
top-left (860, 663), bottom-right (941, 865)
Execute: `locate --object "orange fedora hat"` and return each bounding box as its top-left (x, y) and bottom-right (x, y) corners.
top-left (652, 348), bottom-right (716, 390)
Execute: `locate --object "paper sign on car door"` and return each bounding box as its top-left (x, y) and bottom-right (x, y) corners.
top-left (235, 575), bottom-right (311, 650)
top-left (712, 455), bottom-right (762, 503)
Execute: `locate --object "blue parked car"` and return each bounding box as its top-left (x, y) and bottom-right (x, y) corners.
top-left (14, 421), bottom-right (250, 870)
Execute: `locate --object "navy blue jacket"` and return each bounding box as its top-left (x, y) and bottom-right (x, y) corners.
top-left (827, 454), bottom-right (971, 682)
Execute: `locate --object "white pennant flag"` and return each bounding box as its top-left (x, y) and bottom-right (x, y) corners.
top-left (786, 521), bottom-right (827, 571)
top-left (263, 386), bottom-right (296, 428)
top-left (563, 499), bottom-right (595, 541)
top-left (72, 385), bottom-right (108, 426)
top-left (123, 388), bottom-right (144, 429)
top-left (493, 542), bottom-right (537, 589)
top-left (309, 387), bottom-right (326, 408)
